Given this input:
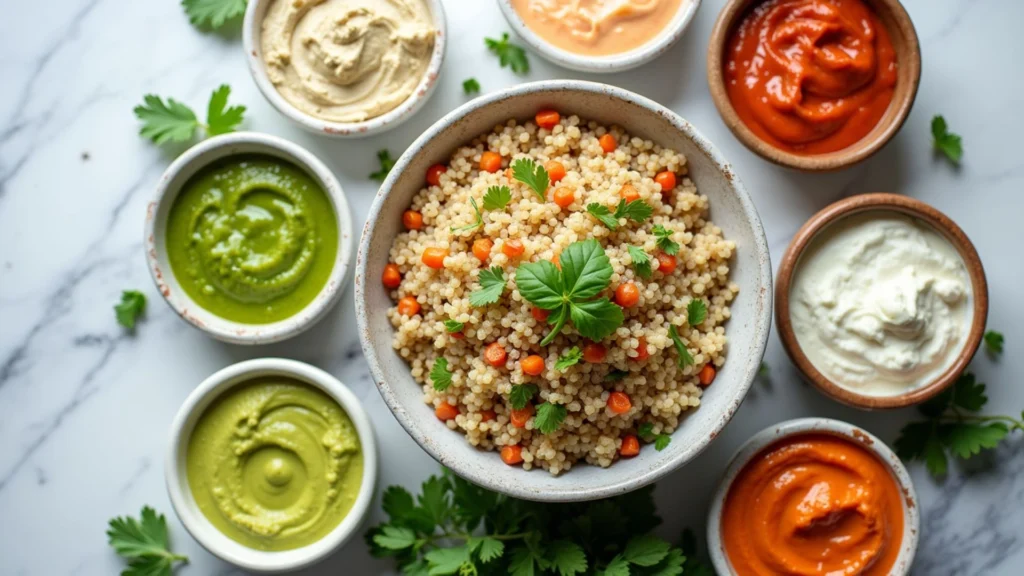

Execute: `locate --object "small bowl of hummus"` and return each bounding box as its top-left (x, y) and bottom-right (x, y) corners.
top-left (243, 0), bottom-right (447, 137)
top-left (166, 358), bottom-right (378, 573)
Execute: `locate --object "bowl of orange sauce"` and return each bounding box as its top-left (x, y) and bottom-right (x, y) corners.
top-left (707, 418), bottom-right (919, 575)
top-left (707, 0), bottom-right (921, 171)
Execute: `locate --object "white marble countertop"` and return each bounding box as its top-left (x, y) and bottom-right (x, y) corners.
top-left (2, 0), bottom-right (1023, 574)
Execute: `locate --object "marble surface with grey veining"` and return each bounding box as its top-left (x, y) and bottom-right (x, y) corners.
top-left (2, 0), bottom-right (1023, 574)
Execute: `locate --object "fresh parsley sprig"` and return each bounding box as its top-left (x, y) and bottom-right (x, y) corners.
top-left (370, 149), bottom-right (396, 182)
top-left (984, 330), bottom-right (1004, 355)
top-left (586, 199), bottom-right (652, 230)
top-left (134, 85), bottom-right (245, 145)
top-left (627, 246), bottom-right (652, 279)
top-left (482, 185), bottom-right (512, 211)
top-left (515, 239), bottom-right (624, 345)
top-left (182, 0), bottom-right (246, 30)
top-left (463, 78), bottom-right (481, 95)
top-left (895, 372), bottom-right (1024, 477)
top-left (107, 506), bottom-right (188, 576)
top-left (511, 158), bottom-right (549, 201)
top-left (555, 347), bottom-right (583, 371)
top-left (687, 299), bottom-right (707, 326)
top-left (932, 115), bottom-right (963, 165)
top-left (444, 319), bottom-right (465, 334)
top-left (485, 33), bottom-right (530, 75)
top-left (652, 224), bottom-right (680, 255)
top-left (509, 384), bottom-right (539, 409)
top-left (115, 290), bottom-right (147, 331)
top-left (668, 325), bottom-right (695, 368)
top-left (638, 422), bottom-right (672, 451)
top-left (469, 267), bottom-right (507, 307)
top-left (534, 402), bottom-right (567, 434)
top-left (431, 358), bottom-right (453, 391)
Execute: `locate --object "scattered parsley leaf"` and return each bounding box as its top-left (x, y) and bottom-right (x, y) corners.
top-left (758, 362), bottom-right (770, 377)
top-left (615, 199), bottom-right (653, 223)
top-left (482, 185), bottom-right (512, 211)
top-left (605, 370), bottom-right (628, 382)
top-left (668, 325), bottom-right (694, 368)
top-left (952, 372), bottom-right (987, 411)
top-left (181, 0), bottom-right (246, 29)
top-left (134, 95), bottom-right (198, 144)
top-left (509, 384), bottom-right (538, 410)
top-left (687, 299), bottom-right (707, 326)
top-left (463, 78), bottom-right (481, 95)
top-left (469, 266), bottom-right (506, 307)
top-left (627, 246), bottom-right (652, 279)
top-left (946, 423), bottom-right (1008, 458)
top-left (451, 197), bottom-right (484, 233)
top-left (932, 115), bottom-right (963, 164)
top-left (623, 534), bottom-right (671, 567)
top-left (547, 541), bottom-right (587, 575)
top-left (569, 299), bottom-right (624, 343)
top-left (444, 320), bottom-right (465, 333)
top-left (485, 33), bottom-right (530, 75)
top-left (603, 556), bottom-right (631, 576)
top-left (637, 422), bottom-right (655, 439)
top-left (586, 203), bottom-right (619, 229)
top-left (555, 347), bottom-right (583, 371)
top-left (511, 158), bottom-right (549, 201)
top-left (654, 435), bottom-right (671, 451)
top-left (652, 225), bottom-right (680, 255)
top-left (370, 149), bottom-right (396, 182)
top-left (923, 436), bottom-right (949, 477)
top-left (984, 330), bottom-right (1004, 355)
top-left (477, 537), bottom-right (505, 563)
top-left (373, 526), bottom-right (417, 551)
top-left (205, 84), bottom-right (246, 136)
top-left (381, 485), bottom-right (417, 520)
top-left (534, 402), bottom-right (567, 434)
top-left (107, 506), bottom-right (188, 576)
top-left (425, 545), bottom-right (470, 575)
top-left (115, 290), bottom-right (147, 331)
top-left (430, 358), bottom-right (453, 391)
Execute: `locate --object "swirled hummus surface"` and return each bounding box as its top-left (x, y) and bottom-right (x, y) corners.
top-left (260, 0), bottom-right (437, 123)
top-left (166, 155), bottom-right (338, 324)
top-left (186, 378), bottom-right (363, 551)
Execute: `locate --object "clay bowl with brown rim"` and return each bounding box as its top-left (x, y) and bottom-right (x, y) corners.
top-left (775, 193), bottom-right (988, 409)
top-left (707, 0), bottom-right (921, 172)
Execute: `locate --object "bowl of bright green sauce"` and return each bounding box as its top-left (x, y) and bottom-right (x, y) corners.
top-left (166, 358), bottom-right (377, 573)
top-left (146, 133), bottom-right (353, 344)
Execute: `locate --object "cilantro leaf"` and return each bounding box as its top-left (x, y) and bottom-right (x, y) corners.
top-left (418, 475), bottom-right (451, 526)
top-left (541, 305), bottom-right (571, 346)
top-left (134, 95), bottom-right (198, 144)
top-left (511, 158), bottom-right (549, 201)
top-left (637, 422), bottom-right (655, 440)
top-left (205, 84), bottom-right (245, 136)
top-left (469, 267), bottom-right (506, 307)
top-left (984, 330), bottom-right (1004, 355)
top-left (951, 373), bottom-right (987, 411)
top-left (370, 149), bottom-right (396, 182)
top-left (605, 370), bottom-right (628, 382)
top-left (569, 299), bottom-right (624, 341)
top-left (603, 556), bottom-right (630, 576)
top-left (430, 358), bottom-right (453, 391)
top-left (107, 506), bottom-right (188, 575)
top-left (534, 402), bottom-right (567, 434)
top-left (555, 347), bottom-right (583, 371)
top-left (374, 526), bottom-right (418, 550)
top-left (509, 384), bottom-right (538, 410)
top-left (668, 325), bottom-right (694, 368)
top-left (425, 545), bottom-right (470, 575)
top-left (654, 435), bottom-right (671, 451)
top-left (932, 115), bottom-right (963, 164)
top-left (382, 485), bottom-right (417, 520)
top-left (444, 320), bottom-right (465, 333)
top-left (477, 537), bottom-right (504, 563)
top-left (614, 199), bottom-right (653, 223)
top-left (627, 246), bottom-right (652, 279)
top-left (650, 547), bottom-right (687, 576)
top-left (482, 185), bottom-right (512, 211)
top-left (547, 540), bottom-right (587, 575)
top-left (463, 78), bottom-right (481, 95)
top-left (451, 197), bottom-right (484, 233)
top-left (586, 203), bottom-right (619, 229)
top-left (624, 534), bottom-right (671, 567)
top-left (945, 423), bottom-right (1008, 458)
top-left (515, 261), bottom-right (565, 310)
top-left (924, 436), bottom-right (949, 477)
top-left (652, 225), bottom-right (680, 255)
top-left (115, 290), bottom-right (147, 330)
top-left (509, 546), bottom-right (542, 576)
top-left (485, 33), bottom-right (530, 75)
top-left (181, 0), bottom-right (246, 29)
top-left (687, 299), bottom-right (707, 326)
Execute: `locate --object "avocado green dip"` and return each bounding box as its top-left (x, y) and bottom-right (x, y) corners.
top-left (166, 155), bottom-right (338, 324)
top-left (186, 378), bottom-right (363, 551)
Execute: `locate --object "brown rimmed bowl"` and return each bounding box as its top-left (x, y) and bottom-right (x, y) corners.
top-left (775, 193), bottom-right (988, 409)
top-left (707, 0), bottom-right (921, 172)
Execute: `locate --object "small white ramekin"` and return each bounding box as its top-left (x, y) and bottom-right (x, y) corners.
top-left (144, 132), bottom-right (354, 345)
top-left (166, 358), bottom-right (378, 574)
top-left (243, 0), bottom-right (447, 138)
top-left (707, 418), bottom-right (919, 575)
top-left (496, 0), bottom-right (701, 73)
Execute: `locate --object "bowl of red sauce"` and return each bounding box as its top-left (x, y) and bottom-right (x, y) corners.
top-left (707, 0), bottom-right (920, 171)
top-left (707, 418), bottom-right (919, 575)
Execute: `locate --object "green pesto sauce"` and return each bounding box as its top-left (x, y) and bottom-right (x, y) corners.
top-left (166, 155), bottom-right (338, 324)
top-left (186, 378), bottom-right (363, 551)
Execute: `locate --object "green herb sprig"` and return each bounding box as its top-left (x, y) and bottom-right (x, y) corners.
top-left (638, 423), bottom-right (672, 452)
top-left (586, 199), bottom-right (653, 230)
top-left (687, 299), bottom-right (707, 326)
top-left (627, 246), bottom-right (652, 279)
top-left (534, 402), bottom-right (567, 434)
top-left (511, 158), bottom-right (549, 201)
top-left (370, 149), bottom-right (396, 182)
top-left (668, 325), bottom-right (695, 368)
top-left (984, 330), bottom-right (1004, 355)
top-left (182, 0), bottom-right (246, 30)
top-left (469, 267), bottom-right (507, 307)
top-left (431, 358), bottom-right (453, 391)
top-left (652, 225), bottom-right (680, 255)
top-left (555, 347), bottom-right (583, 371)
top-left (509, 384), bottom-right (538, 409)
top-left (134, 85), bottom-right (245, 145)
top-left (932, 115), bottom-right (963, 164)
top-left (107, 506), bottom-right (188, 576)
top-left (484, 33), bottom-right (530, 75)
top-left (115, 290), bottom-right (147, 331)
top-left (463, 78), bottom-right (481, 95)
top-left (444, 319), bottom-right (465, 334)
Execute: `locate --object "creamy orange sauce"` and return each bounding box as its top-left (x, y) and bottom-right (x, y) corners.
top-left (721, 434), bottom-right (904, 576)
top-left (511, 0), bottom-right (684, 56)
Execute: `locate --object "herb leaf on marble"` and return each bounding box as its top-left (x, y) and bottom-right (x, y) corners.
top-left (107, 506), bottom-right (188, 576)
top-left (134, 85), bottom-right (245, 145)
top-left (115, 290), bottom-right (147, 331)
top-left (182, 0), bottom-right (247, 30)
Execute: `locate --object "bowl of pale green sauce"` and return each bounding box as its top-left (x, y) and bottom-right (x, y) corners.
top-left (166, 358), bottom-right (377, 573)
top-left (146, 132), bottom-right (353, 343)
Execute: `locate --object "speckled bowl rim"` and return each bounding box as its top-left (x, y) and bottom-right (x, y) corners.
top-left (242, 0), bottom-right (447, 138)
top-left (706, 418), bottom-right (920, 576)
top-left (496, 0), bottom-right (701, 73)
top-left (144, 132), bottom-right (355, 345)
top-left (775, 193), bottom-right (989, 409)
top-left (165, 358), bottom-right (378, 574)
top-left (354, 79), bottom-right (773, 501)
top-left (706, 0), bottom-right (921, 171)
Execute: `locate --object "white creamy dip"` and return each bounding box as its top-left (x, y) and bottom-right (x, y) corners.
top-left (790, 212), bottom-right (972, 397)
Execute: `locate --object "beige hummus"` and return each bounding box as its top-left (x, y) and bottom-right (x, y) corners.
top-left (261, 0), bottom-right (436, 123)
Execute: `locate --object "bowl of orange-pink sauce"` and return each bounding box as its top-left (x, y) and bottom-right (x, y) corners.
top-left (707, 418), bottom-right (919, 575)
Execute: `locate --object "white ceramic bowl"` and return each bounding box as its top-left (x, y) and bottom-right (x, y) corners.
top-left (496, 0), bottom-right (701, 73)
top-left (144, 132), bottom-right (354, 344)
top-left (165, 358), bottom-right (378, 574)
top-left (707, 418), bottom-right (919, 575)
top-left (355, 80), bottom-right (772, 501)
top-left (243, 0), bottom-right (447, 138)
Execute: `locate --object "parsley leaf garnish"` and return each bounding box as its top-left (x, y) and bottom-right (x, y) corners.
top-left (430, 358), bottom-right (453, 391)
top-left (555, 347), bottom-right (583, 371)
top-left (107, 506), bottom-right (188, 576)
top-left (444, 319), bottom-right (465, 333)
top-left (586, 203), bottom-right (619, 229)
top-left (134, 85), bottom-right (245, 145)
top-left (509, 384), bottom-right (538, 410)
top-left (451, 197), bottom-right (484, 233)
top-left (653, 435), bottom-right (672, 451)
top-left (637, 423), bottom-right (672, 451)
top-left (668, 325), bottom-right (694, 369)
top-left (483, 185), bottom-right (512, 211)
top-left (469, 267), bottom-right (506, 307)
top-left (605, 370), bottom-right (628, 382)
top-left (516, 240), bottom-right (624, 345)
top-left (627, 246), bottom-right (651, 279)
top-left (586, 199), bottom-right (652, 230)
top-left (652, 225), bottom-right (680, 255)
top-left (932, 115), bottom-right (963, 164)
top-left (687, 299), bottom-right (707, 326)
top-left (463, 78), bottom-right (481, 95)
top-left (534, 402), bottom-right (567, 434)
top-left (511, 158), bottom-right (549, 201)
top-left (115, 290), bottom-right (146, 331)
top-left (369, 149), bottom-right (396, 182)
top-left (206, 85), bottom-right (246, 136)
top-left (984, 330), bottom-right (1004, 355)
top-left (485, 33), bottom-right (530, 75)
top-left (181, 0), bottom-right (246, 30)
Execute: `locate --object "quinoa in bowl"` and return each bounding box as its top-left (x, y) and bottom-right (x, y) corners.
top-left (383, 111), bottom-right (737, 475)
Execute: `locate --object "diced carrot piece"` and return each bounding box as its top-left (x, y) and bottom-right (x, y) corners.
top-left (402, 210), bottom-right (423, 230)
top-left (501, 445), bottom-right (524, 465)
top-left (620, 434), bottom-right (640, 457)
top-left (382, 263), bottom-right (402, 289)
top-left (599, 133), bottom-right (617, 153)
top-left (426, 164), bottom-right (446, 186)
top-left (484, 342), bottom-right (507, 367)
top-left (655, 171), bottom-right (677, 192)
top-left (397, 297), bottom-right (420, 316)
top-left (480, 151), bottom-right (502, 173)
top-left (545, 160), bottom-right (566, 183)
top-left (699, 364), bottom-right (717, 387)
top-left (422, 247), bottom-right (448, 269)
top-left (435, 402), bottom-right (459, 421)
top-left (583, 343), bottom-right (606, 363)
top-left (607, 391), bottom-right (632, 414)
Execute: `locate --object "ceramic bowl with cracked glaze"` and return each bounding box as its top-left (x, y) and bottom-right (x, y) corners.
top-left (145, 132), bottom-right (354, 345)
top-left (707, 417), bottom-right (920, 575)
top-left (243, 0), bottom-right (447, 138)
top-left (355, 80), bottom-right (772, 502)
top-left (496, 0), bottom-right (702, 73)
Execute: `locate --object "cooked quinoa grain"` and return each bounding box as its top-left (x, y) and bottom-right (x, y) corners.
top-left (385, 115), bottom-right (738, 475)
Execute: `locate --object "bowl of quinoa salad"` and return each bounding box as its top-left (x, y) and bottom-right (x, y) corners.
top-left (356, 80), bottom-right (771, 501)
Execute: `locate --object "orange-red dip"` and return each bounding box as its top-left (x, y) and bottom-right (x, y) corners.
top-left (721, 433), bottom-right (904, 576)
top-left (724, 0), bottom-right (897, 155)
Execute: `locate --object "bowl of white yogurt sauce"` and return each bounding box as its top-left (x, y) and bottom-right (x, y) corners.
top-left (776, 193), bottom-right (988, 409)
